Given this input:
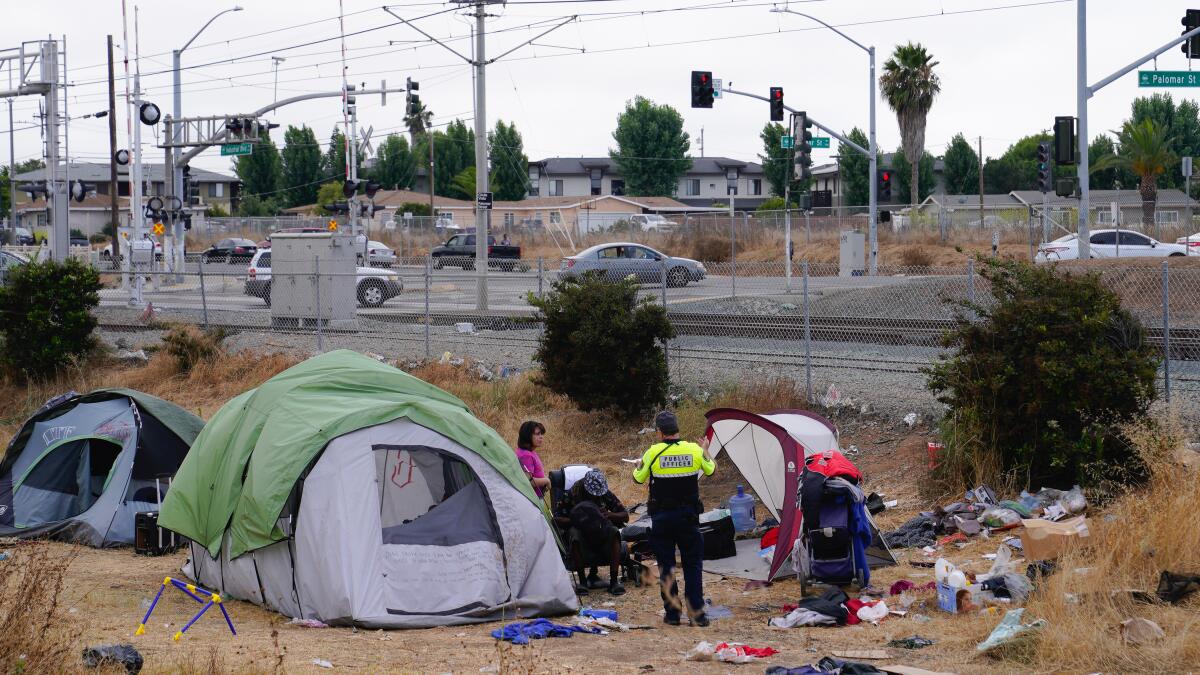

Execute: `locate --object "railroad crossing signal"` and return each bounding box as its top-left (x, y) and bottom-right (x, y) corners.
top-left (152, 222), bottom-right (165, 236)
top-left (328, 220), bottom-right (338, 231)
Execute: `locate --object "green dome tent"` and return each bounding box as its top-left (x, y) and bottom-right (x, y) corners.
top-left (159, 350), bottom-right (577, 628)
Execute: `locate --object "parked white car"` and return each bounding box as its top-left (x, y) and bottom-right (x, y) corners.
top-left (364, 240), bottom-right (397, 267)
top-left (244, 249), bottom-right (403, 308)
top-left (1035, 229), bottom-right (1188, 262)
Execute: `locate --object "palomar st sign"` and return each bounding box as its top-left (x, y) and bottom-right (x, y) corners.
top-left (1138, 70), bottom-right (1200, 87)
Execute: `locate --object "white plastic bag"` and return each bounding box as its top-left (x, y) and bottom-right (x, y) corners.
top-left (856, 601), bottom-right (890, 624)
top-left (685, 641), bottom-right (715, 662)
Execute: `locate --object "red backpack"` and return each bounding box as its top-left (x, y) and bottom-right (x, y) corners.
top-left (804, 450), bottom-right (862, 483)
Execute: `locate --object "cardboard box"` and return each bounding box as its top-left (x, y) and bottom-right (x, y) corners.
top-left (936, 583), bottom-right (972, 614)
top-left (1019, 516), bottom-right (1090, 561)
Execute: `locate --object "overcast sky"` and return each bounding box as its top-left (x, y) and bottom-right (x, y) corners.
top-left (3, 0), bottom-right (1198, 187)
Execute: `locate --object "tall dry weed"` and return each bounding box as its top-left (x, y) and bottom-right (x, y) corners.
top-left (1013, 416), bottom-right (1200, 672)
top-left (0, 542), bottom-right (78, 672)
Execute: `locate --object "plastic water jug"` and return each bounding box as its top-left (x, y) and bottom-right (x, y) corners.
top-left (729, 485), bottom-right (756, 533)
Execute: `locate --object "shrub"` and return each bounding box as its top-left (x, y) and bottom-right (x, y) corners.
top-left (398, 201), bottom-right (432, 217)
top-left (0, 258), bottom-right (102, 379)
top-left (925, 257), bottom-right (1158, 491)
top-left (88, 233), bottom-right (109, 244)
top-left (205, 203), bottom-right (230, 218)
top-left (691, 235), bottom-right (730, 262)
top-left (529, 273), bottom-right (675, 416)
top-left (161, 324), bottom-right (227, 373)
top-left (899, 246), bottom-right (933, 268)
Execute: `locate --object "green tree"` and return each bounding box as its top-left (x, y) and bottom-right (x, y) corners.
top-left (373, 134), bottom-right (416, 190)
top-left (449, 166), bottom-right (476, 200)
top-left (926, 258), bottom-right (1158, 490)
top-left (890, 148), bottom-right (936, 204)
top-left (0, 258), bottom-right (102, 379)
top-left (1128, 93), bottom-right (1200, 189)
top-left (444, 119), bottom-right (475, 183)
top-left (414, 131), bottom-right (460, 197)
top-left (1, 165), bottom-right (10, 217)
top-left (880, 42), bottom-right (941, 207)
top-left (322, 128), bottom-right (363, 181)
top-left (609, 96), bottom-right (691, 196)
top-left (15, 158), bottom-right (45, 174)
top-left (234, 131), bottom-right (283, 206)
top-left (236, 194), bottom-right (275, 217)
top-left (759, 122), bottom-right (799, 202)
top-left (404, 99), bottom-right (433, 138)
top-left (529, 273), bottom-right (675, 416)
top-left (281, 125), bottom-right (324, 207)
top-left (311, 180), bottom-right (343, 215)
top-left (839, 127), bottom-right (871, 206)
top-left (489, 120), bottom-right (530, 201)
top-left (1095, 119), bottom-right (1176, 225)
top-left (942, 133), bottom-right (979, 195)
top-left (982, 133), bottom-right (1073, 193)
top-left (1088, 134), bottom-right (1134, 190)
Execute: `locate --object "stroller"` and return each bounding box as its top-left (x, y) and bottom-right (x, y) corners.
top-left (795, 451), bottom-right (872, 594)
top-left (546, 464), bottom-right (646, 588)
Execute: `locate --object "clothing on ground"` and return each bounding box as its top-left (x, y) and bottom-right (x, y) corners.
top-left (491, 619), bottom-right (601, 645)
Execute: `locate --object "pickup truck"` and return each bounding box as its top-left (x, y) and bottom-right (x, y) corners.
top-left (430, 234), bottom-right (524, 271)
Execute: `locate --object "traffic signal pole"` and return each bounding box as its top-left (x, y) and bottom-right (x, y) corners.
top-left (1075, 0), bottom-right (1200, 259)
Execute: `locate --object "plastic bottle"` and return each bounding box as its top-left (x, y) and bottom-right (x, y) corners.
top-left (729, 485), bottom-right (756, 533)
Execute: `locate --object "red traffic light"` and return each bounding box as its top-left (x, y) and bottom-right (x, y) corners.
top-left (773, 88), bottom-right (783, 99)
top-left (881, 171), bottom-right (890, 181)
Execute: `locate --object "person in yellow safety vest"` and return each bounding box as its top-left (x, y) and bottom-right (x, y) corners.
top-left (633, 410), bottom-right (716, 626)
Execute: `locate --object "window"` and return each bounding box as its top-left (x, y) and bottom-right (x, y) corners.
top-left (590, 168), bottom-right (603, 196)
top-left (528, 166), bottom-right (540, 197)
top-left (751, 179), bottom-right (762, 196)
top-left (373, 445), bottom-right (497, 547)
top-left (686, 179), bottom-right (701, 196)
top-left (1155, 210), bottom-right (1179, 224)
top-left (549, 211), bottom-right (562, 224)
top-left (1119, 231), bottom-right (1152, 246)
top-left (549, 180), bottom-right (564, 197)
top-left (503, 213), bottom-right (514, 227)
top-left (447, 235), bottom-right (464, 246)
top-left (465, 235), bottom-right (476, 246)
top-left (598, 246), bottom-right (623, 259)
top-left (257, 252), bottom-right (272, 268)
top-left (626, 246), bottom-right (656, 260)
top-left (1090, 232), bottom-right (1117, 245)
top-left (610, 179), bottom-right (625, 196)
top-left (1097, 210), bottom-right (1116, 224)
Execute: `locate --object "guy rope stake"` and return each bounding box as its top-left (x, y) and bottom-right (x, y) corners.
top-left (135, 576), bottom-right (236, 640)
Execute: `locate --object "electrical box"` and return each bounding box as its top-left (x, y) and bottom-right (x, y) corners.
top-left (130, 239), bottom-right (155, 266)
top-left (839, 230), bottom-right (865, 277)
top-left (269, 233), bottom-right (358, 330)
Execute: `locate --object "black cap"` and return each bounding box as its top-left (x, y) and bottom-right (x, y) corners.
top-left (655, 410), bottom-right (679, 435)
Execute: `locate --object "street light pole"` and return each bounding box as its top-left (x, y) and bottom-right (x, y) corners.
top-left (271, 56), bottom-right (286, 104)
top-left (772, 8), bottom-right (877, 275)
top-left (172, 5), bottom-right (242, 280)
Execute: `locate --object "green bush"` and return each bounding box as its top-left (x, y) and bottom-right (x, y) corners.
top-left (0, 258), bottom-right (102, 379)
top-left (89, 233), bottom-right (109, 245)
top-left (925, 258), bottom-right (1158, 491)
top-left (398, 202), bottom-right (431, 217)
top-left (529, 273), bottom-right (675, 416)
top-left (205, 203), bottom-right (230, 218)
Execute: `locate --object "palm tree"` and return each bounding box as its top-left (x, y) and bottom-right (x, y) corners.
top-left (879, 43), bottom-right (941, 207)
top-left (1093, 119), bottom-right (1175, 226)
top-left (404, 100), bottom-right (434, 140)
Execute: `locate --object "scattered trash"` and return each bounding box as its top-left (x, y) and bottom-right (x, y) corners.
top-left (439, 351), bottom-right (452, 364)
top-left (856, 601), bottom-right (889, 624)
top-left (478, 666), bottom-right (499, 674)
top-left (703, 602), bottom-right (734, 620)
top-left (454, 322), bottom-right (476, 334)
top-left (884, 514), bottom-right (937, 549)
top-left (311, 659), bottom-right (334, 669)
top-left (288, 617), bottom-right (329, 628)
top-left (976, 608), bottom-right (1047, 653)
top-left (492, 619), bottom-right (602, 645)
top-left (885, 636), bottom-right (936, 650)
top-left (115, 349), bottom-right (149, 364)
top-left (926, 441), bottom-right (944, 470)
top-left (911, 613), bottom-right (932, 622)
top-left (980, 507), bottom-right (1022, 529)
top-left (936, 532), bottom-right (968, 547)
top-left (1019, 516), bottom-right (1090, 561)
top-left (965, 484), bottom-right (998, 507)
top-left (845, 444), bottom-right (861, 456)
top-left (1026, 559), bottom-right (1057, 583)
top-left (685, 641), bottom-right (778, 664)
top-left (1156, 571), bottom-right (1200, 604)
top-left (82, 645), bottom-right (143, 674)
top-left (903, 413), bottom-right (918, 428)
top-left (1120, 618), bottom-right (1165, 645)
top-left (580, 608), bottom-right (617, 621)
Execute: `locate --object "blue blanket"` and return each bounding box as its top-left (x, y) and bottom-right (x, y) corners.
top-left (491, 619), bottom-right (601, 645)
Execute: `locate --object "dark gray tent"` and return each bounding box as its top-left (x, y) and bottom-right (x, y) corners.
top-left (0, 388), bottom-right (203, 547)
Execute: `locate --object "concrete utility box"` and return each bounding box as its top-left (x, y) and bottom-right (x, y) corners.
top-left (839, 230), bottom-right (865, 277)
top-left (270, 232), bottom-right (357, 330)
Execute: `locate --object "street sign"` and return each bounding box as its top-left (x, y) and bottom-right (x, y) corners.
top-left (780, 135), bottom-right (794, 149)
top-left (1138, 70), bottom-right (1200, 87)
top-left (328, 220), bottom-right (338, 231)
top-left (476, 192), bottom-right (493, 210)
top-left (152, 222), bottom-right (164, 236)
top-left (713, 78), bottom-right (723, 98)
top-left (357, 125), bottom-right (374, 157)
top-left (811, 137), bottom-right (831, 149)
top-left (220, 142), bottom-right (253, 156)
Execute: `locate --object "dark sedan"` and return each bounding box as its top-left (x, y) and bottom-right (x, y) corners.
top-left (201, 238), bottom-right (258, 264)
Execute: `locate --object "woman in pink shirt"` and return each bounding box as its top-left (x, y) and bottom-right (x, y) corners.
top-left (515, 421), bottom-right (551, 498)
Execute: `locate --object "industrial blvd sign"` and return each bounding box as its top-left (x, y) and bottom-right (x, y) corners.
top-left (811, 137), bottom-right (831, 149)
top-left (220, 142), bottom-right (253, 156)
top-left (1138, 71), bottom-right (1200, 87)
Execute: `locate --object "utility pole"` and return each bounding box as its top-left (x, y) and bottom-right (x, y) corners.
top-left (978, 136), bottom-right (984, 229)
top-left (428, 136), bottom-right (435, 222)
top-left (107, 35), bottom-right (119, 260)
top-left (6, 62), bottom-right (14, 230)
top-left (1077, 0), bottom-right (1090, 259)
top-left (699, 126), bottom-right (704, 157)
top-left (386, 2), bottom-right (574, 310)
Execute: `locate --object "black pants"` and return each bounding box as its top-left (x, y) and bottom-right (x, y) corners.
top-left (649, 507), bottom-right (704, 620)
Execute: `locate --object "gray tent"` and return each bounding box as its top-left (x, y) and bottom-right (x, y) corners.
top-left (0, 389), bottom-right (204, 547)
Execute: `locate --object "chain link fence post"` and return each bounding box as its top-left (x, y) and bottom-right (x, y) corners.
top-left (967, 258), bottom-right (976, 305)
top-left (424, 254), bottom-right (432, 361)
top-left (661, 257), bottom-right (670, 386)
top-left (314, 255), bottom-right (323, 353)
top-left (537, 256), bottom-right (544, 301)
top-left (1163, 260), bottom-right (1171, 405)
top-left (731, 214), bottom-right (737, 299)
top-left (198, 258), bottom-right (208, 330)
top-left (803, 260), bottom-right (812, 404)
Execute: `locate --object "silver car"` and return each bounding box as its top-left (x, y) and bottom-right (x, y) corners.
top-left (558, 242), bottom-right (706, 287)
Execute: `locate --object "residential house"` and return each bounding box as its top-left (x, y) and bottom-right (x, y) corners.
top-left (527, 156), bottom-right (770, 209)
top-left (811, 152), bottom-right (947, 209)
top-left (917, 189), bottom-right (1195, 230)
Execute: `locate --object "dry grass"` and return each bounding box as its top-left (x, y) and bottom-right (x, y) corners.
top-left (1015, 416), bottom-right (1200, 672)
top-left (0, 541), bottom-right (79, 673)
top-left (899, 245), bottom-right (935, 268)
